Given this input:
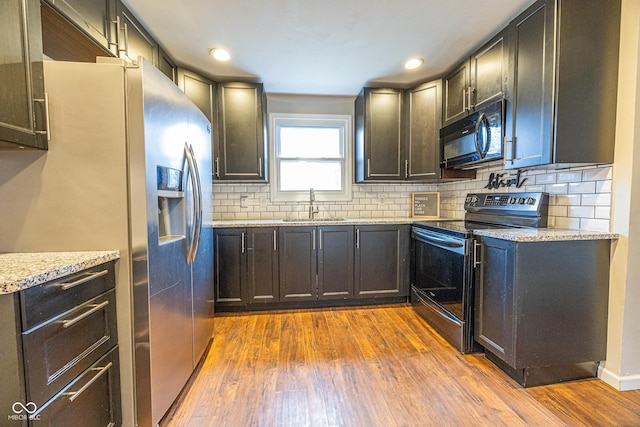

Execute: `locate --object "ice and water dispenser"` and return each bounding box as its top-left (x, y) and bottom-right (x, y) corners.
top-left (157, 166), bottom-right (185, 243)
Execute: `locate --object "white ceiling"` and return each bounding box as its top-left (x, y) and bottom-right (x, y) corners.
top-left (123, 0), bottom-right (533, 96)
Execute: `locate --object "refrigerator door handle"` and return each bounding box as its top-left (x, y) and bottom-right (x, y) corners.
top-left (188, 144), bottom-right (203, 263)
top-left (184, 143), bottom-right (199, 264)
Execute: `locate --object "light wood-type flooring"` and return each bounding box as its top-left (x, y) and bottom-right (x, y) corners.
top-left (162, 305), bottom-right (640, 426)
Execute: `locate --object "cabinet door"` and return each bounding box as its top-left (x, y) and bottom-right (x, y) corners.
top-left (355, 88), bottom-right (404, 181)
top-left (158, 46), bottom-right (177, 83)
top-left (115, 0), bottom-right (158, 66)
top-left (354, 225), bottom-right (409, 298)
top-left (406, 80), bottom-right (442, 180)
top-left (0, 0), bottom-right (48, 149)
top-left (318, 226), bottom-right (354, 299)
top-left (43, 0), bottom-right (116, 54)
top-left (178, 68), bottom-right (218, 176)
top-left (474, 237), bottom-right (516, 366)
top-left (504, 0), bottom-right (554, 169)
top-left (218, 82), bottom-right (267, 181)
top-left (470, 31), bottom-right (507, 110)
top-left (248, 228), bottom-right (279, 303)
top-left (279, 227), bottom-right (316, 301)
top-left (443, 61), bottom-right (470, 125)
top-left (214, 228), bottom-right (247, 306)
top-left (192, 227), bottom-right (214, 364)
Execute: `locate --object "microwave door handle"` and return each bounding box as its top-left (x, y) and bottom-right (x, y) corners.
top-left (184, 143), bottom-right (198, 264)
top-left (189, 144), bottom-right (203, 262)
top-left (474, 113), bottom-right (490, 159)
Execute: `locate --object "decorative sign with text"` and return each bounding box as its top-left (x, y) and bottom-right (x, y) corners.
top-left (411, 192), bottom-right (440, 219)
top-left (484, 170), bottom-right (527, 189)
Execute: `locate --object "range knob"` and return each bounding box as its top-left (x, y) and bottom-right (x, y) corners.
top-left (509, 197), bottom-right (517, 204)
top-left (470, 195), bottom-right (479, 204)
top-left (517, 197), bottom-right (525, 204)
top-left (526, 197), bottom-right (536, 205)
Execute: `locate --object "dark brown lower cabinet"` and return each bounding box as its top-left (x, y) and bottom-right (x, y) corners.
top-left (215, 224), bottom-right (408, 311)
top-left (354, 225), bottom-right (410, 298)
top-left (474, 236), bottom-right (612, 387)
top-left (214, 227), bottom-right (279, 306)
top-left (278, 226), bottom-right (317, 301)
top-left (0, 261), bottom-right (121, 426)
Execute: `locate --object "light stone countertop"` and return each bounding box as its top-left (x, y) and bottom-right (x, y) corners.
top-left (0, 251), bottom-right (120, 295)
top-left (473, 228), bottom-right (618, 242)
top-left (205, 217), bottom-right (435, 228)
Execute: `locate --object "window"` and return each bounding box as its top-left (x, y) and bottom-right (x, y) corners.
top-left (269, 114), bottom-right (352, 202)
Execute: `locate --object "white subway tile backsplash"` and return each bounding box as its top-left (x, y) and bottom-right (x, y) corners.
top-left (545, 183), bottom-right (569, 194)
top-left (582, 193), bottom-right (612, 206)
top-left (580, 218), bottom-right (611, 232)
top-left (568, 181), bottom-right (596, 194)
top-left (567, 206), bottom-right (595, 218)
top-left (595, 206), bottom-right (611, 219)
top-left (582, 166), bottom-right (612, 181)
top-left (557, 171), bottom-right (583, 182)
top-left (210, 163), bottom-right (613, 231)
top-left (535, 173), bottom-right (557, 184)
top-left (555, 217), bottom-right (581, 230)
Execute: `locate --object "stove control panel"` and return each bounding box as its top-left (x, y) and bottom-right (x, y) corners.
top-left (464, 192), bottom-right (548, 213)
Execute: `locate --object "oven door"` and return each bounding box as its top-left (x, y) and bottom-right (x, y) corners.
top-left (411, 226), bottom-right (476, 353)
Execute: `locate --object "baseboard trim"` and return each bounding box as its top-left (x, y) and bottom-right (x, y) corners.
top-left (599, 364), bottom-right (640, 390)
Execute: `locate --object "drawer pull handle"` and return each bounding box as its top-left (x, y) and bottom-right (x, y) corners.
top-left (67, 362), bottom-right (113, 403)
top-left (60, 269), bottom-right (109, 291)
top-left (62, 301), bottom-right (109, 329)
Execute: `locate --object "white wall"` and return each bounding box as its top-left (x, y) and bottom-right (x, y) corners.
top-left (599, 0), bottom-right (640, 391)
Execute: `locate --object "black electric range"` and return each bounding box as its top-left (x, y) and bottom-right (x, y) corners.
top-left (410, 192), bottom-right (549, 353)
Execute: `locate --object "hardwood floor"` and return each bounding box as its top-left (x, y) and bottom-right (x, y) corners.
top-left (163, 305), bottom-right (640, 426)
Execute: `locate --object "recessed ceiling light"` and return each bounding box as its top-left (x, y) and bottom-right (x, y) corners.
top-left (209, 48), bottom-right (230, 61)
top-left (404, 57), bottom-right (424, 70)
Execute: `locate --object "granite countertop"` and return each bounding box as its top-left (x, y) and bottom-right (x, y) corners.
top-left (0, 251), bottom-right (120, 295)
top-left (473, 228), bottom-right (619, 242)
top-left (205, 217), bottom-right (435, 228)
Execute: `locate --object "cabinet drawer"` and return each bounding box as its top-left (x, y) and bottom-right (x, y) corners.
top-left (22, 289), bottom-right (117, 407)
top-left (30, 346), bottom-right (121, 427)
top-left (21, 262), bottom-right (116, 330)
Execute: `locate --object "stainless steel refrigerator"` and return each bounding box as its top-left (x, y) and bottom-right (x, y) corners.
top-left (0, 58), bottom-right (214, 426)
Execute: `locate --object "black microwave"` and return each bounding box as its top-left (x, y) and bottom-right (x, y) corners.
top-left (440, 100), bottom-right (504, 169)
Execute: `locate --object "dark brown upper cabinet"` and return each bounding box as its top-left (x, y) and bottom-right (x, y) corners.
top-left (355, 87), bottom-right (405, 182)
top-left (114, 0), bottom-right (157, 66)
top-left (41, 0), bottom-right (118, 56)
top-left (504, 0), bottom-right (621, 169)
top-left (0, 0), bottom-right (48, 150)
top-left (405, 80), bottom-right (441, 180)
top-left (217, 82), bottom-right (267, 181)
top-left (177, 68), bottom-right (218, 172)
top-left (158, 46), bottom-right (177, 83)
top-left (444, 30), bottom-right (507, 126)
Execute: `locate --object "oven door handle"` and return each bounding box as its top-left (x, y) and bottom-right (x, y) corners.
top-left (412, 228), bottom-right (465, 251)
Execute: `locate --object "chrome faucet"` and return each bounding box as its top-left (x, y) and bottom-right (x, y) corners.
top-left (308, 188), bottom-right (319, 219)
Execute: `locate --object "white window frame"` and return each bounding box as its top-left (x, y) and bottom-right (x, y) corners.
top-left (269, 113), bottom-right (352, 202)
